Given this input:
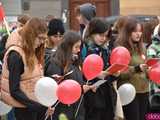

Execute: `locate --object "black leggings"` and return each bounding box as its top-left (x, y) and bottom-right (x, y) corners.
top-left (14, 108), bottom-right (50, 120)
top-left (14, 108), bottom-right (47, 120)
top-left (15, 108), bottom-right (37, 120)
top-left (123, 93), bottom-right (149, 120)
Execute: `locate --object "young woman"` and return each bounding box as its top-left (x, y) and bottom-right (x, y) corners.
top-left (1, 17), bottom-right (53, 120)
top-left (115, 17), bottom-right (149, 120)
top-left (44, 18), bottom-right (65, 73)
top-left (0, 14), bottom-right (31, 120)
top-left (83, 18), bottom-right (121, 120)
top-left (46, 18), bottom-right (65, 52)
top-left (45, 31), bottom-right (91, 120)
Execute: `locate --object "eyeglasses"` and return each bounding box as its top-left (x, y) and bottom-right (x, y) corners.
top-left (37, 36), bottom-right (47, 40)
top-left (37, 35), bottom-right (47, 44)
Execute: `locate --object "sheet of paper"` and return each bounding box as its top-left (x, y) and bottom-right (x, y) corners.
top-left (92, 80), bottom-right (107, 88)
top-left (106, 64), bottom-right (128, 74)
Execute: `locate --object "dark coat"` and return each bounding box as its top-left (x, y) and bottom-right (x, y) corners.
top-left (45, 58), bottom-right (85, 120)
top-left (83, 40), bottom-right (117, 120)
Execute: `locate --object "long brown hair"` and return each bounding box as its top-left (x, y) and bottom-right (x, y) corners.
top-left (53, 31), bottom-right (81, 73)
top-left (19, 17), bottom-right (47, 71)
top-left (116, 18), bottom-right (144, 55)
top-left (113, 16), bottom-right (129, 33)
top-left (142, 19), bottom-right (159, 47)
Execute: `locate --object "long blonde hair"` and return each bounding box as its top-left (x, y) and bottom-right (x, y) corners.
top-left (19, 17), bottom-right (47, 71)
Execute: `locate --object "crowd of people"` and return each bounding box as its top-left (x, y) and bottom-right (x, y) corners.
top-left (0, 2), bottom-right (160, 120)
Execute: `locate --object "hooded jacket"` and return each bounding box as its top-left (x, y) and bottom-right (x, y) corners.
top-left (79, 3), bottom-right (96, 21)
top-left (147, 34), bottom-right (160, 58)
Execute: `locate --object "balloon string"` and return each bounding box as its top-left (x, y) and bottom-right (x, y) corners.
top-left (50, 115), bottom-right (52, 120)
top-left (44, 101), bottom-right (60, 120)
top-left (75, 94), bottom-right (84, 118)
top-left (44, 114), bottom-right (48, 120)
top-left (75, 80), bottom-right (88, 118)
top-left (44, 114), bottom-right (52, 120)
top-left (52, 100), bottom-right (60, 108)
top-left (86, 80), bottom-right (89, 85)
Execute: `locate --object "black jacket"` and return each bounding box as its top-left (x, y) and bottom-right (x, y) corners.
top-left (45, 58), bottom-right (85, 120)
top-left (84, 40), bottom-right (117, 120)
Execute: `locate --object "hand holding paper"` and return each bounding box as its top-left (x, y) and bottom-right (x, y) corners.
top-left (52, 70), bottom-right (74, 83)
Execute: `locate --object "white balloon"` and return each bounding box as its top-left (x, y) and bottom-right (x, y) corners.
top-left (35, 77), bottom-right (58, 107)
top-left (118, 83), bottom-right (136, 106)
top-left (0, 100), bottom-right (12, 115)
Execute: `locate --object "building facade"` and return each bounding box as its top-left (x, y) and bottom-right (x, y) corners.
top-left (1, 0), bottom-right (120, 29)
top-left (120, 0), bottom-right (160, 15)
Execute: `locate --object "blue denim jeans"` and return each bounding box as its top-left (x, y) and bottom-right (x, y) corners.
top-left (7, 109), bottom-right (15, 120)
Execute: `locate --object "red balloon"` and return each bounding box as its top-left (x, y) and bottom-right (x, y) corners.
top-left (148, 62), bottom-right (160, 84)
top-left (0, 3), bottom-right (5, 21)
top-left (56, 80), bottom-right (81, 104)
top-left (82, 54), bottom-right (104, 80)
top-left (110, 46), bottom-right (131, 65)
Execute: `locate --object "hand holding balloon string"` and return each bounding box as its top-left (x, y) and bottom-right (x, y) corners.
top-left (35, 77), bottom-right (59, 120)
top-left (45, 101), bottom-right (60, 120)
top-left (35, 77), bottom-right (82, 119)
